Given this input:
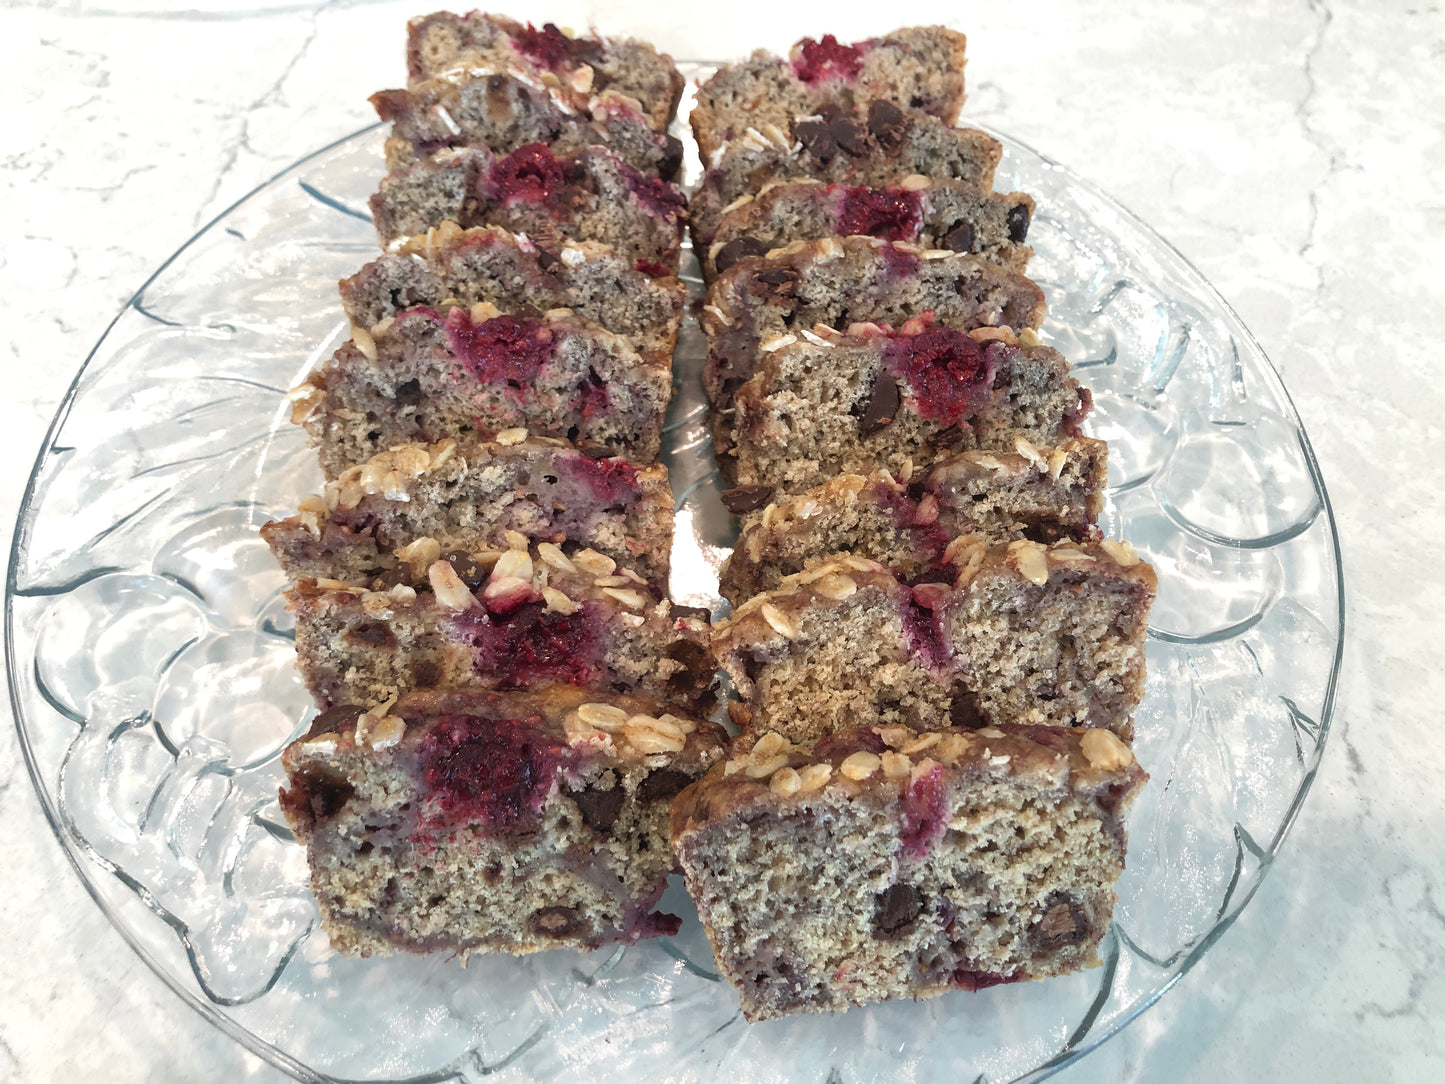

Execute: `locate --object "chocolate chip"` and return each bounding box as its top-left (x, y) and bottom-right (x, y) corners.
top-left (394, 378), bottom-right (423, 406)
top-left (660, 134), bottom-right (684, 181)
top-left (948, 683), bottom-right (986, 729)
top-left (444, 549), bottom-right (487, 590)
top-left (637, 768), bottom-right (693, 803)
top-left (575, 440), bottom-right (615, 459)
top-left (830, 117), bottom-right (867, 156)
top-left (370, 564), bottom-right (413, 591)
top-left (872, 883), bottom-right (925, 937)
top-left (714, 236), bottom-right (769, 274)
top-left (534, 248), bottom-right (560, 272)
top-left (291, 769), bottom-right (354, 821)
top-left (720, 484), bottom-right (775, 513)
top-left (668, 602), bottom-right (713, 623)
top-left (528, 905), bottom-right (584, 939)
top-left (412, 659), bottom-right (442, 687)
top-left (566, 784), bottom-right (625, 834)
top-left (857, 373), bottom-right (901, 435)
top-left (942, 222), bottom-right (976, 253)
top-left (816, 102), bottom-right (846, 124)
top-left (346, 619), bottom-right (398, 649)
top-left (866, 100), bottom-right (908, 151)
top-left (664, 639), bottom-right (713, 698)
top-left (1032, 892), bottom-right (1091, 950)
top-left (751, 266), bottom-right (800, 296)
top-left (794, 119), bottom-right (839, 163)
top-left (306, 703), bottom-right (364, 740)
top-left (1007, 203), bottom-right (1032, 244)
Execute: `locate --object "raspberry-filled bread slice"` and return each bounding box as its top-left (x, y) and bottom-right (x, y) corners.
top-left (287, 540), bottom-right (716, 712)
top-left (342, 224), bottom-right (684, 358)
top-left (712, 542), bottom-right (1154, 743)
top-left (372, 74), bottom-right (683, 180)
top-left (371, 145), bottom-right (687, 275)
top-left (691, 27), bottom-right (969, 162)
top-left (261, 435), bottom-right (675, 592)
top-left (702, 237), bottom-right (1046, 409)
top-left (281, 685), bottom-right (727, 958)
top-left (704, 179), bottom-right (1035, 279)
top-left (718, 437), bottom-right (1107, 604)
top-left (292, 303), bottom-right (671, 472)
top-left (691, 104), bottom-right (1001, 248)
top-left (406, 12), bottom-right (684, 131)
top-left (723, 321), bottom-right (1089, 493)
top-left (670, 722), bottom-right (1146, 1021)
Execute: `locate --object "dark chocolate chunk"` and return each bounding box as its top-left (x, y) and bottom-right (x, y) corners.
top-left (534, 247), bottom-right (561, 272)
top-left (794, 119), bottom-right (839, 163)
top-left (1007, 203), bottom-right (1032, 244)
top-left (720, 484), bottom-right (775, 513)
top-left (528, 905), bottom-right (584, 939)
top-left (637, 768), bottom-right (693, 803)
top-left (714, 236), bottom-right (769, 274)
top-left (444, 549), bottom-right (487, 590)
top-left (306, 703), bottom-right (365, 740)
top-left (1032, 892), bottom-right (1091, 950)
top-left (412, 659), bottom-right (442, 687)
top-left (948, 683), bottom-right (986, 729)
top-left (395, 378), bottom-right (423, 406)
top-left (371, 565), bottom-right (413, 591)
top-left (866, 100), bottom-right (908, 151)
top-left (660, 134), bottom-right (684, 182)
top-left (830, 117), bottom-right (867, 156)
top-left (816, 102), bottom-right (846, 124)
top-left (665, 639), bottom-right (713, 698)
top-left (857, 373), bottom-right (901, 435)
top-left (943, 221), bottom-right (976, 253)
top-left (872, 883), bottom-right (925, 937)
top-left (751, 266), bottom-right (800, 295)
top-left (566, 784), bottom-right (626, 834)
top-left (346, 619), bottom-right (398, 650)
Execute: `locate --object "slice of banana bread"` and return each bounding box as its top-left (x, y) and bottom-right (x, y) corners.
top-left (691, 27), bottom-right (968, 162)
top-left (287, 540), bottom-right (715, 712)
top-left (704, 179), bottom-right (1034, 279)
top-left (406, 11), bottom-right (684, 130)
top-left (292, 303), bottom-right (671, 473)
top-left (372, 75), bottom-right (683, 180)
top-left (723, 321), bottom-right (1088, 493)
top-left (702, 237), bottom-right (1046, 411)
top-left (718, 437), bottom-right (1107, 603)
top-left (281, 685), bottom-right (727, 958)
top-left (670, 722), bottom-right (1146, 1020)
top-left (713, 541), bottom-right (1154, 743)
top-left (341, 224), bottom-right (684, 357)
top-left (261, 435), bottom-right (675, 592)
top-left (691, 105), bottom-right (1001, 248)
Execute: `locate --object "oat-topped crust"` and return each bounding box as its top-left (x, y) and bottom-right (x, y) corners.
top-left (691, 27), bottom-right (969, 162)
top-left (672, 723), bottom-right (1146, 834)
top-left (341, 223), bottom-right (684, 361)
top-left (406, 11), bottom-right (686, 131)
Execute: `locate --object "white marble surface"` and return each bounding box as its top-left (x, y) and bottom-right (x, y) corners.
top-left (3, 0), bottom-right (1441, 1080)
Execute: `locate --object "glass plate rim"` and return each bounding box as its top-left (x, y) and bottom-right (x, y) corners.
top-left (5, 118), bottom-right (1346, 1084)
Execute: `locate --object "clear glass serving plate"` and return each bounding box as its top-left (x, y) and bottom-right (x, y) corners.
top-left (7, 77), bottom-right (1342, 1083)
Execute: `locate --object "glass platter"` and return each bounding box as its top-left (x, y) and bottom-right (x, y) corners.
top-left (8, 67), bottom-right (1342, 1084)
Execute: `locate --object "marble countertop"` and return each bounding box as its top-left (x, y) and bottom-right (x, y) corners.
top-left (3, 1), bottom-right (1441, 1080)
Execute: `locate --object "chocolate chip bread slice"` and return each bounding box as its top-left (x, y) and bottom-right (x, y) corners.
top-left (370, 144), bottom-right (687, 274)
top-left (702, 237), bottom-right (1046, 411)
top-left (713, 542), bottom-right (1154, 743)
top-left (691, 27), bottom-right (969, 162)
top-left (292, 303), bottom-right (671, 473)
top-left (406, 11), bottom-right (684, 130)
top-left (342, 224), bottom-right (684, 357)
top-left (281, 685), bottom-right (727, 958)
top-left (287, 540), bottom-right (715, 712)
top-left (372, 74), bottom-right (683, 180)
top-left (722, 321), bottom-right (1088, 493)
top-left (704, 179), bottom-right (1035, 279)
top-left (670, 722), bottom-right (1146, 1021)
top-left (691, 104), bottom-right (1001, 248)
top-left (718, 437), bottom-right (1108, 604)
top-left (261, 435), bottom-right (675, 592)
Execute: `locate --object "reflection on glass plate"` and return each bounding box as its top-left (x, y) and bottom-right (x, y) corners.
top-left (8, 74), bottom-right (1342, 1084)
